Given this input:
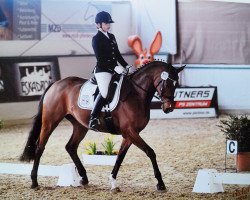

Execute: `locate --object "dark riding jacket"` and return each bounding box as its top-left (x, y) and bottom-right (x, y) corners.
top-left (92, 30), bottom-right (128, 73)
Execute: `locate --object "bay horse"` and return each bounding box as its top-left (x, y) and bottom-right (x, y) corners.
top-left (20, 61), bottom-right (184, 191)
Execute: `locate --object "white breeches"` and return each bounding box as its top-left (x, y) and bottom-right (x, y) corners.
top-left (94, 72), bottom-right (112, 98)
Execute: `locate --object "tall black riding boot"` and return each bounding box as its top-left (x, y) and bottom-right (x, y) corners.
top-left (89, 94), bottom-right (106, 131)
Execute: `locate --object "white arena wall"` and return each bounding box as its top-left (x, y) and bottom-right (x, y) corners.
top-left (179, 64), bottom-right (250, 114)
top-left (1, 0), bottom-right (250, 124)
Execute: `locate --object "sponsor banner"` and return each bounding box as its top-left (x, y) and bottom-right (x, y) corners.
top-left (41, 1), bottom-right (111, 40)
top-left (151, 87), bottom-right (218, 118)
top-left (0, 0), bottom-right (110, 40)
top-left (41, 0), bottom-right (112, 40)
top-left (0, 57), bottom-right (60, 102)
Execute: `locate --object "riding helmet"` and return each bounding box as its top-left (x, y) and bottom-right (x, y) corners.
top-left (95, 11), bottom-right (114, 24)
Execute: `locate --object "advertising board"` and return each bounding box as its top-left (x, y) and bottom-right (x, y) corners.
top-left (151, 87), bottom-right (218, 118)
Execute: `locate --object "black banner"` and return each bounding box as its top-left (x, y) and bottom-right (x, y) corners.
top-left (0, 56), bottom-right (60, 102)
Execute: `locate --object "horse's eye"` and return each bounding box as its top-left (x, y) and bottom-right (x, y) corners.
top-left (140, 55), bottom-right (144, 59)
top-left (147, 55), bottom-right (151, 59)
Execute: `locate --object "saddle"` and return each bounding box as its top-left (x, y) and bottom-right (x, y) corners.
top-left (78, 74), bottom-right (132, 134)
top-left (78, 74), bottom-right (124, 112)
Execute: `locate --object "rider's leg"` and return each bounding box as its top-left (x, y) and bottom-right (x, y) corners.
top-left (89, 93), bottom-right (105, 130)
top-left (89, 72), bottom-right (112, 131)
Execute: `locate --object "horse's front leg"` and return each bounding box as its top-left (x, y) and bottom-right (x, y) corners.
top-left (127, 129), bottom-right (166, 191)
top-left (110, 138), bottom-right (132, 191)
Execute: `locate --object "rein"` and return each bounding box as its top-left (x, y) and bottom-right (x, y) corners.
top-left (129, 74), bottom-right (177, 102)
top-left (127, 61), bottom-right (179, 102)
top-left (129, 77), bottom-right (161, 100)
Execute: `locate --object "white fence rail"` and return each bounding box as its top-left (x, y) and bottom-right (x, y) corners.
top-left (193, 169), bottom-right (250, 193)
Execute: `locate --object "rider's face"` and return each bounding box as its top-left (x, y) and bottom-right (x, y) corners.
top-left (101, 22), bottom-right (110, 32)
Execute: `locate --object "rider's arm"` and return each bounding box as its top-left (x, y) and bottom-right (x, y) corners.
top-left (92, 36), bottom-right (102, 62)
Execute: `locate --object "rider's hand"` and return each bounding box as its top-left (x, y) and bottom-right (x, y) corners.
top-left (114, 65), bottom-right (127, 75)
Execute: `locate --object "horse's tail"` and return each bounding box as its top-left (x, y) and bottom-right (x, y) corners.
top-left (19, 83), bottom-right (54, 162)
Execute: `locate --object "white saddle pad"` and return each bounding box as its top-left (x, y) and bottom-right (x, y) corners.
top-left (78, 75), bottom-right (124, 112)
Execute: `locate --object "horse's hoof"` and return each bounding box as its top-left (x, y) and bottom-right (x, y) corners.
top-left (156, 184), bottom-right (166, 192)
top-left (31, 183), bottom-right (39, 189)
top-left (81, 179), bottom-right (89, 186)
top-left (110, 187), bottom-right (121, 194)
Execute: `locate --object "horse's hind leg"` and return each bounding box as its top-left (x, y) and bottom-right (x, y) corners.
top-left (65, 115), bottom-right (89, 185)
top-left (31, 118), bottom-right (61, 188)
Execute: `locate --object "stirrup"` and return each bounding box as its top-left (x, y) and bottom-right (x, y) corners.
top-left (89, 117), bottom-right (100, 131)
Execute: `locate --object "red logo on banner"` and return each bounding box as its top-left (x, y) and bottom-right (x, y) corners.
top-left (175, 100), bottom-right (211, 108)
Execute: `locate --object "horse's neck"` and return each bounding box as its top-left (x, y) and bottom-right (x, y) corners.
top-left (131, 69), bottom-right (157, 103)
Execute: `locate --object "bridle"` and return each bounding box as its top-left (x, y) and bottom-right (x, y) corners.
top-left (154, 71), bottom-right (178, 103)
top-left (129, 70), bottom-right (178, 103)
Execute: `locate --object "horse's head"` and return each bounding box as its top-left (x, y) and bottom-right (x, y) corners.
top-left (155, 65), bottom-right (185, 114)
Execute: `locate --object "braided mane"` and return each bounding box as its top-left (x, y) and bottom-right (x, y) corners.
top-left (129, 60), bottom-right (171, 77)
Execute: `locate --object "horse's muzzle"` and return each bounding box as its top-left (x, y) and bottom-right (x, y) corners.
top-left (161, 101), bottom-right (175, 114)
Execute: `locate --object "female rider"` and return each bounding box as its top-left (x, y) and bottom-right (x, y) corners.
top-left (89, 11), bottom-right (130, 131)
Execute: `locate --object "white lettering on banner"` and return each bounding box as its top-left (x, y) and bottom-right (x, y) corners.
top-left (226, 140), bottom-right (238, 155)
top-left (21, 80), bottom-right (51, 96)
top-left (174, 88), bottom-right (215, 101)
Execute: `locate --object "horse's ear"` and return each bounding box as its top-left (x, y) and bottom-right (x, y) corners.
top-left (128, 35), bottom-right (143, 56)
top-left (149, 31), bottom-right (162, 55)
top-left (176, 65), bottom-right (186, 73)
